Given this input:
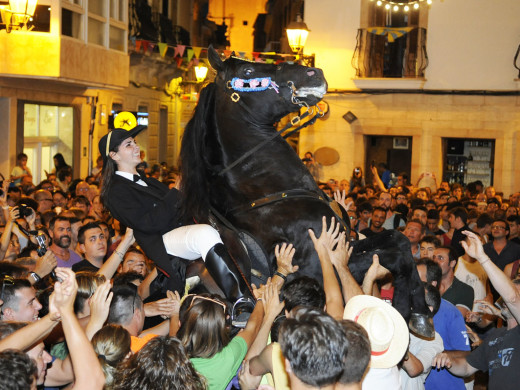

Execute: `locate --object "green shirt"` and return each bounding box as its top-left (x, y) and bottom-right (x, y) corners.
top-left (191, 336), bottom-right (247, 390)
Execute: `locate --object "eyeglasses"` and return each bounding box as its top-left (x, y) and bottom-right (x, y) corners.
top-left (0, 275), bottom-right (15, 314)
top-left (492, 225), bottom-right (506, 230)
top-left (184, 294), bottom-right (227, 313)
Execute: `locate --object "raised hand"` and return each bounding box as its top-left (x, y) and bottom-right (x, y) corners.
top-left (33, 250), bottom-right (58, 279)
top-left (53, 268), bottom-right (78, 315)
top-left (308, 216), bottom-right (342, 253)
top-left (275, 243), bottom-right (298, 276)
top-left (461, 230), bottom-right (487, 263)
top-left (261, 279), bottom-right (284, 320)
top-left (89, 280), bottom-right (113, 325)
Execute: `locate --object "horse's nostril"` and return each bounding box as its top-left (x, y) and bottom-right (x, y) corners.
top-left (307, 70), bottom-right (315, 77)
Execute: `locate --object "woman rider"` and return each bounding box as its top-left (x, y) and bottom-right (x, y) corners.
top-left (98, 125), bottom-right (250, 303)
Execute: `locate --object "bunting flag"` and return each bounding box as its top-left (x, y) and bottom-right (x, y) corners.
top-left (158, 42), bottom-right (168, 57)
top-left (187, 48), bottom-right (195, 62)
top-left (367, 26), bottom-right (415, 43)
top-left (193, 46), bottom-right (203, 59)
top-left (175, 45), bottom-right (186, 57)
top-left (128, 38), bottom-right (303, 70)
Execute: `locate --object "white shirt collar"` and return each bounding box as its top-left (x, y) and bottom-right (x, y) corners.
top-left (116, 171), bottom-right (147, 186)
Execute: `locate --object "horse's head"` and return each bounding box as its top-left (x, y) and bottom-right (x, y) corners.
top-left (208, 46), bottom-right (327, 123)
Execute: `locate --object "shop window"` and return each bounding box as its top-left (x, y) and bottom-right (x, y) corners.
top-left (23, 103), bottom-right (74, 183)
top-left (443, 138), bottom-right (494, 187)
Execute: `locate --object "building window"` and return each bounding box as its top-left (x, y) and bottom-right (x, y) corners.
top-left (61, 0), bottom-right (127, 52)
top-left (353, 4), bottom-right (428, 78)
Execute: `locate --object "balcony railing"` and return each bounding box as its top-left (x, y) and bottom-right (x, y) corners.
top-left (352, 27), bottom-right (428, 78)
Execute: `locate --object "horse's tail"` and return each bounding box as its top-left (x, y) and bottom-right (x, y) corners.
top-left (179, 82), bottom-right (218, 223)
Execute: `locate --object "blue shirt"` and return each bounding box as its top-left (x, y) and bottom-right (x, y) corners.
top-left (425, 299), bottom-right (470, 390)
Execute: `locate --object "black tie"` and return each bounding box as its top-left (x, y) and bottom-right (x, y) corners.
top-left (133, 174), bottom-right (142, 183)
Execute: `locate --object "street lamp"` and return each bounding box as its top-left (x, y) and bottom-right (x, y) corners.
top-left (286, 14), bottom-right (310, 56)
top-left (194, 65), bottom-right (209, 83)
top-left (0, 0), bottom-right (38, 33)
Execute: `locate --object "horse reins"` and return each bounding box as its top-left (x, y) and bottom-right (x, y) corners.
top-left (217, 74), bottom-right (324, 177)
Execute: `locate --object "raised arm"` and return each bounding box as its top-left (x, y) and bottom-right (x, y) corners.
top-left (308, 216), bottom-right (345, 320)
top-left (462, 230), bottom-right (520, 322)
top-left (361, 254), bottom-right (390, 296)
top-left (272, 243), bottom-right (298, 289)
top-left (328, 237), bottom-right (364, 303)
top-left (0, 206), bottom-right (19, 260)
top-left (53, 267), bottom-right (105, 390)
top-left (245, 280), bottom-right (284, 360)
top-left (97, 228), bottom-right (135, 280)
top-left (371, 165), bottom-right (388, 192)
top-left (85, 280), bottom-right (113, 340)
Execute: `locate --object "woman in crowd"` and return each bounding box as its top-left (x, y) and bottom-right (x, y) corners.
top-left (53, 153), bottom-right (71, 174)
top-left (92, 324), bottom-right (132, 390)
top-left (349, 166), bottom-right (365, 192)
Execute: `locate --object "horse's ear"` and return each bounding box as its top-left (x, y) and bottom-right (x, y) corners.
top-left (208, 45), bottom-right (224, 73)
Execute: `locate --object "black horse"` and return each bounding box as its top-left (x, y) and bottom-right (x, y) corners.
top-left (179, 47), bottom-right (433, 337)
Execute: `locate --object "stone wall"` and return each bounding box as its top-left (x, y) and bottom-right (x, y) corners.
top-left (299, 92), bottom-right (520, 196)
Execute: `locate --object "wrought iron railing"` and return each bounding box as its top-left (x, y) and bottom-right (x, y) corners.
top-left (352, 27), bottom-right (428, 78)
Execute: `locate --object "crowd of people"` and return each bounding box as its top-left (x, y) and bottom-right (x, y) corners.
top-left (0, 148), bottom-right (519, 390)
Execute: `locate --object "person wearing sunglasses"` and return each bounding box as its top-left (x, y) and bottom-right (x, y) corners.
top-left (99, 126), bottom-right (251, 303)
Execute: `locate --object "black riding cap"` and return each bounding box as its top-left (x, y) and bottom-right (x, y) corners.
top-left (98, 125), bottom-right (147, 164)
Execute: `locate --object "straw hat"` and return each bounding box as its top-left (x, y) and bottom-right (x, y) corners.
top-left (343, 295), bottom-right (409, 369)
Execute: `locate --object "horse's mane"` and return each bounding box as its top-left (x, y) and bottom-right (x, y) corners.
top-left (179, 82), bottom-right (218, 223)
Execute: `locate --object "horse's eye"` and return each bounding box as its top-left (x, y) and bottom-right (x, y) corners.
top-left (244, 68), bottom-right (254, 76)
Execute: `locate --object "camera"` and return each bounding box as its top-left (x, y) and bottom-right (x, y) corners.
top-left (302, 158), bottom-right (311, 162)
top-left (35, 233), bottom-right (47, 257)
top-left (354, 168), bottom-right (360, 173)
top-left (18, 203), bottom-right (33, 217)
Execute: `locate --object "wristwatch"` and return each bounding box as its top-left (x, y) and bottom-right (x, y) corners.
top-left (29, 272), bottom-right (41, 283)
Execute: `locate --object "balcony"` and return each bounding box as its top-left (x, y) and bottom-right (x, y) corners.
top-left (0, 1), bottom-right (129, 90)
top-left (351, 27), bottom-right (428, 89)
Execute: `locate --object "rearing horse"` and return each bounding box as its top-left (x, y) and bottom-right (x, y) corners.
top-left (180, 47), bottom-right (433, 337)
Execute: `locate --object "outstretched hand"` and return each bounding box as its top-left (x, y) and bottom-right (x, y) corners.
top-left (365, 254), bottom-right (390, 281)
top-left (53, 268), bottom-right (78, 315)
top-left (308, 216), bottom-right (342, 254)
top-left (275, 243), bottom-right (298, 276)
top-left (334, 190), bottom-right (352, 212)
top-left (89, 280), bottom-right (113, 325)
top-left (461, 230), bottom-right (487, 263)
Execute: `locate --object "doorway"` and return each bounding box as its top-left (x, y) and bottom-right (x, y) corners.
top-left (365, 135), bottom-right (412, 187)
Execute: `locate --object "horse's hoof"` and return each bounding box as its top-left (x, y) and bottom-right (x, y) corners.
top-left (409, 313), bottom-right (435, 339)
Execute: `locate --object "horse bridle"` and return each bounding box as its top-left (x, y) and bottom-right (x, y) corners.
top-left (216, 70), bottom-right (324, 177)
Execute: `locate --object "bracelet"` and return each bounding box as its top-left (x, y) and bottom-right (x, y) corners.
top-left (274, 271), bottom-right (287, 281)
top-left (114, 250), bottom-right (124, 258)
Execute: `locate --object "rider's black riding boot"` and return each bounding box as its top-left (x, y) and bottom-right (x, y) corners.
top-left (204, 243), bottom-right (252, 303)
